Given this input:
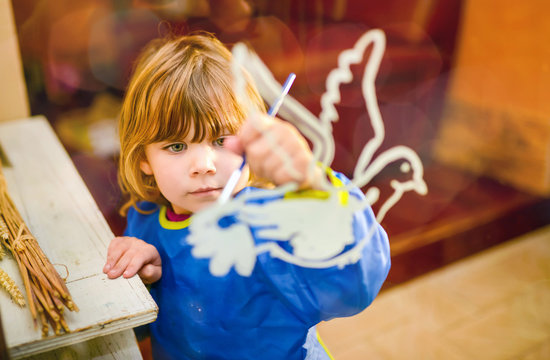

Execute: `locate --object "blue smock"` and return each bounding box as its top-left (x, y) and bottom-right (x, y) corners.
top-left (125, 172), bottom-right (390, 359)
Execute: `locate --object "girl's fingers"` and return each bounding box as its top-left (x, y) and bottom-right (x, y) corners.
top-left (106, 250), bottom-right (134, 278)
top-left (103, 237), bottom-right (131, 273)
top-left (104, 237), bottom-right (140, 277)
top-left (239, 113), bottom-right (318, 188)
top-left (121, 255), bottom-right (144, 279)
top-left (246, 140), bottom-right (272, 168)
top-left (222, 135), bottom-right (245, 155)
top-left (123, 244), bottom-right (161, 279)
top-left (239, 114), bottom-right (275, 147)
top-left (138, 263), bottom-right (162, 284)
top-left (249, 136), bottom-right (310, 185)
top-left (104, 237), bottom-right (162, 281)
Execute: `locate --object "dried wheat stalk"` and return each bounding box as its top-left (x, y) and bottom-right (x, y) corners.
top-left (0, 217), bottom-right (7, 259)
top-left (0, 161), bottom-right (78, 336)
top-left (0, 267), bottom-right (25, 306)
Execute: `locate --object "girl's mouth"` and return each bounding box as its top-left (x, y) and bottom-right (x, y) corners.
top-left (189, 187), bottom-right (222, 197)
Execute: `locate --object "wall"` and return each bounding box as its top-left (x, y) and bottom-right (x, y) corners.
top-left (433, 0), bottom-right (550, 195)
top-left (0, 0), bottom-right (29, 122)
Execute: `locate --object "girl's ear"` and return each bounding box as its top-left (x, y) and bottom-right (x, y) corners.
top-left (140, 160), bottom-right (153, 175)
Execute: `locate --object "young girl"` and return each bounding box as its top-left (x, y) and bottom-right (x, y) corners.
top-left (103, 33), bottom-right (390, 360)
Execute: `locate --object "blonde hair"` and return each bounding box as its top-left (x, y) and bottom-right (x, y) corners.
top-left (118, 33), bottom-right (266, 215)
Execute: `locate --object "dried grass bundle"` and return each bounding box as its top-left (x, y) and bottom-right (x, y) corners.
top-left (0, 161), bottom-right (78, 336)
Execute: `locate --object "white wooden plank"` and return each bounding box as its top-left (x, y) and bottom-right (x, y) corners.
top-left (22, 330), bottom-right (143, 360)
top-left (0, 116), bottom-right (157, 359)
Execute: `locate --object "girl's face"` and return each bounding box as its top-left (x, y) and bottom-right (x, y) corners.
top-left (140, 124), bottom-right (249, 214)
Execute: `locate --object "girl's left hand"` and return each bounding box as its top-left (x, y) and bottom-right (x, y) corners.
top-left (225, 114), bottom-right (322, 189)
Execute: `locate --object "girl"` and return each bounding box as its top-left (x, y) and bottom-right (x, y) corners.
top-left (103, 33), bottom-right (390, 359)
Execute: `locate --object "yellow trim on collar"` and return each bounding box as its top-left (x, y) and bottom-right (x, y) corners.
top-left (159, 206), bottom-right (191, 230)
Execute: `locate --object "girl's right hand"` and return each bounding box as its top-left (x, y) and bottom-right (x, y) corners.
top-left (103, 236), bottom-right (162, 284)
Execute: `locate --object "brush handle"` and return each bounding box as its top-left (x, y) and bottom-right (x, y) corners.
top-left (217, 73), bottom-right (296, 204)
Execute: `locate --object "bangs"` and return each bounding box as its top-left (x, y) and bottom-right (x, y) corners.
top-left (141, 56), bottom-right (248, 144)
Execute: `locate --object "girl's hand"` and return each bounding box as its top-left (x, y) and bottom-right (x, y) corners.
top-left (103, 236), bottom-right (162, 284)
top-left (226, 113), bottom-right (322, 189)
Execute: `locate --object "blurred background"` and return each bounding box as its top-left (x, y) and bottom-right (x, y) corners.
top-left (4, 0), bottom-right (550, 358)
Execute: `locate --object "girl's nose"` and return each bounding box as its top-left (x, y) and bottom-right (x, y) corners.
top-left (189, 145), bottom-right (216, 176)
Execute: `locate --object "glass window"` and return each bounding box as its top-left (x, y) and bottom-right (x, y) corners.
top-left (9, 1), bottom-right (550, 358)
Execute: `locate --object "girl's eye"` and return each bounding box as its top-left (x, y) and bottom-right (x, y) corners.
top-left (165, 143), bottom-right (187, 152)
top-left (213, 137), bottom-right (226, 147)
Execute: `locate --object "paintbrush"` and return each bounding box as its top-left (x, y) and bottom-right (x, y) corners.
top-left (217, 72), bottom-right (296, 204)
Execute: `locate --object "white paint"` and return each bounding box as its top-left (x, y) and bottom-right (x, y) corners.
top-left (188, 29), bottom-right (428, 276)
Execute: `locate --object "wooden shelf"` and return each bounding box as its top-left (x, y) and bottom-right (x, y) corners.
top-left (0, 117), bottom-right (157, 359)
